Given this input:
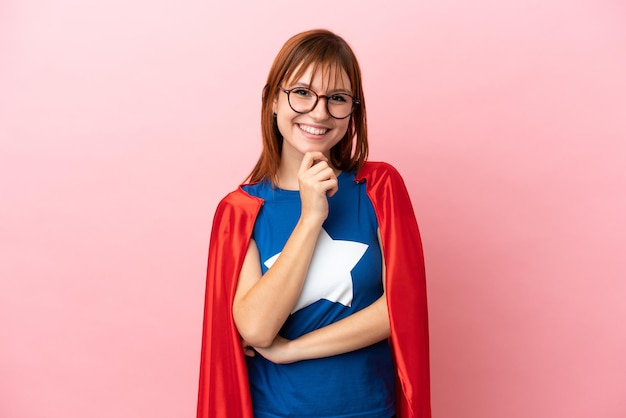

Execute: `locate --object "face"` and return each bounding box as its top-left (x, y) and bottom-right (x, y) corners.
top-left (273, 64), bottom-right (352, 164)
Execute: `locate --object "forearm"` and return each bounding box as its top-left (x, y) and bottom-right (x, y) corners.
top-left (257, 294), bottom-right (390, 364)
top-left (233, 216), bottom-right (322, 347)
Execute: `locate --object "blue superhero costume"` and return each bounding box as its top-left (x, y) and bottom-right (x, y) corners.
top-left (242, 171), bottom-right (395, 418)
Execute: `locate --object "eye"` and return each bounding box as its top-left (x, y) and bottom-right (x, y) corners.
top-left (292, 88), bottom-right (314, 98)
top-left (329, 94), bottom-right (349, 104)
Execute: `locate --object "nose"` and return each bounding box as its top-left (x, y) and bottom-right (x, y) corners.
top-left (308, 96), bottom-right (330, 120)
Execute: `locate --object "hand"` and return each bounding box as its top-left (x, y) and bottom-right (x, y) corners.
top-left (298, 152), bottom-right (338, 225)
top-left (246, 335), bottom-right (295, 364)
top-left (242, 339), bottom-right (256, 358)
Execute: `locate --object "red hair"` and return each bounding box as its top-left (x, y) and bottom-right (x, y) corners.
top-left (247, 29), bottom-right (368, 184)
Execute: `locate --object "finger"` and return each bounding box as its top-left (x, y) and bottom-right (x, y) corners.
top-left (306, 160), bottom-right (333, 178)
top-left (299, 152), bottom-right (328, 174)
top-left (326, 180), bottom-right (339, 197)
top-left (309, 163), bottom-right (337, 183)
top-left (322, 178), bottom-right (339, 197)
top-left (242, 340), bottom-right (256, 357)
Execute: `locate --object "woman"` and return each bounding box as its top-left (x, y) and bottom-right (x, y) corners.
top-left (197, 29), bottom-right (430, 418)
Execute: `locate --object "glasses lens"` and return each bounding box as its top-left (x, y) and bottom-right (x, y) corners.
top-left (327, 93), bottom-right (354, 119)
top-left (288, 88), bottom-right (318, 113)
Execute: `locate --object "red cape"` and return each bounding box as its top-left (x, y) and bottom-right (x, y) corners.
top-left (197, 162), bottom-right (431, 417)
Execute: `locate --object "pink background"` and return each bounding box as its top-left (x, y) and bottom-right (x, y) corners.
top-left (1, 1), bottom-right (625, 417)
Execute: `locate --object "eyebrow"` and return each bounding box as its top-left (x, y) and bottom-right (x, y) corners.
top-left (289, 81), bottom-right (352, 95)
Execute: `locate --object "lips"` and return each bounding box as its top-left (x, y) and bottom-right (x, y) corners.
top-left (298, 124), bottom-right (328, 136)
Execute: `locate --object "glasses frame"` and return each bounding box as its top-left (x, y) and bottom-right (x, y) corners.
top-left (278, 85), bottom-right (361, 120)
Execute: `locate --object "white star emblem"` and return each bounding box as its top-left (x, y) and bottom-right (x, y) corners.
top-left (264, 228), bottom-right (368, 313)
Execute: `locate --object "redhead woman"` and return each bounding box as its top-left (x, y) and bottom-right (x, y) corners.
top-left (197, 29), bottom-right (430, 418)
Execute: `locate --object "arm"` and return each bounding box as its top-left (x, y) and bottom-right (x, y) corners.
top-left (249, 230), bottom-right (390, 364)
top-left (233, 218), bottom-right (322, 348)
top-left (233, 152), bottom-right (338, 348)
top-left (250, 293), bottom-right (390, 364)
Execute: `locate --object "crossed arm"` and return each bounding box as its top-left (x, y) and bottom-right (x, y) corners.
top-left (233, 231), bottom-right (390, 365)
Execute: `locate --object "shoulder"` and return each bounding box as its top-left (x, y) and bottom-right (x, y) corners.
top-left (356, 161), bottom-right (415, 209)
top-left (214, 187), bottom-right (263, 219)
top-left (356, 161), bottom-right (406, 185)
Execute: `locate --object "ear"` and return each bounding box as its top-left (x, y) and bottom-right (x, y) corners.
top-left (272, 92), bottom-right (279, 114)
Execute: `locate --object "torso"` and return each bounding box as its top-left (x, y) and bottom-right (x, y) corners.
top-left (242, 171), bottom-right (396, 418)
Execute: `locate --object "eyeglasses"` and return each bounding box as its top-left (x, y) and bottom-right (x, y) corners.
top-left (278, 86), bottom-right (360, 119)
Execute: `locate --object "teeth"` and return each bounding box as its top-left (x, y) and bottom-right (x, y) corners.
top-left (299, 124), bottom-right (327, 135)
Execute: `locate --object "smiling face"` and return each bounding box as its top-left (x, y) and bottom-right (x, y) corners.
top-left (250, 29), bottom-right (368, 185)
top-left (273, 64), bottom-right (352, 166)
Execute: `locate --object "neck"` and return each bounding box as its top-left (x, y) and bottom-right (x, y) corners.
top-left (275, 155), bottom-right (303, 190)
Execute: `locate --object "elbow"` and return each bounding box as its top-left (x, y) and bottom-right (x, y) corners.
top-left (246, 336), bottom-right (274, 349)
top-left (234, 317), bottom-right (276, 348)
top-left (238, 329), bottom-right (275, 348)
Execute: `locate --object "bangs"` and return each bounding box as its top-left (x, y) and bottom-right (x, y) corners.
top-left (282, 44), bottom-right (356, 94)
